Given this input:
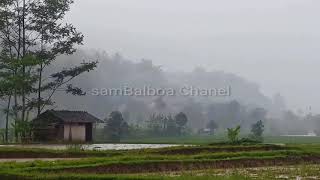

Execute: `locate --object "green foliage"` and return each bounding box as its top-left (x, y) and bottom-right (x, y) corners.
top-left (147, 113), bottom-right (188, 137)
top-left (0, 144), bottom-right (318, 179)
top-left (66, 144), bottom-right (85, 152)
top-left (166, 115), bottom-right (177, 136)
top-left (120, 121), bottom-right (130, 138)
top-left (104, 111), bottom-right (129, 142)
top-left (121, 134), bottom-right (320, 145)
top-left (11, 120), bottom-right (32, 143)
top-left (147, 113), bottom-right (166, 136)
top-left (0, 0), bottom-right (98, 130)
top-left (0, 129), bottom-right (5, 143)
top-left (0, 0), bottom-right (98, 144)
top-left (146, 112), bottom-right (189, 137)
top-left (227, 125), bottom-right (241, 143)
top-left (175, 112), bottom-right (188, 127)
top-left (175, 112), bottom-right (188, 136)
top-left (250, 120), bottom-right (264, 142)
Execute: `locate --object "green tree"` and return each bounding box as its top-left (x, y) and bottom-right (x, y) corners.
top-left (250, 120), bottom-right (264, 141)
top-left (0, 0), bottom-right (97, 142)
top-left (12, 120), bottom-right (32, 143)
top-left (227, 125), bottom-right (241, 143)
top-left (0, 67), bottom-right (15, 143)
top-left (147, 113), bottom-right (165, 136)
top-left (104, 111), bottom-right (128, 142)
top-left (175, 112), bottom-right (188, 136)
top-left (120, 121), bottom-right (129, 138)
top-left (166, 115), bottom-right (177, 136)
top-left (0, 129), bottom-right (5, 143)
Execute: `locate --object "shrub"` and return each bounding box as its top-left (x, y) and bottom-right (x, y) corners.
top-left (227, 125), bottom-right (241, 144)
top-left (250, 120), bottom-right (264, 142)
top-left (66, 143), bottom-right (85, 152)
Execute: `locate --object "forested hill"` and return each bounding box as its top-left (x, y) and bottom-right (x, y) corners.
top-left (47, 50), bottom-right (272, 129)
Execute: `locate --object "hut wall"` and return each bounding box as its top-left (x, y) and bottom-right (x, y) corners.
top-left (64, 123), bottom-right (86, 142)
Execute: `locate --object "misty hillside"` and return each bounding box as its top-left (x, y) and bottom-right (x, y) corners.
top-left (48, 50), bottom-right (274, 130)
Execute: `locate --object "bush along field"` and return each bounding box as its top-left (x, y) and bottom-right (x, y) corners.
top-left (1, 143), bottom-right (320, 179)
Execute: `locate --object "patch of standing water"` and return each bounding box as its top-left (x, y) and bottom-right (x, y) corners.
top-left (0, 144), bottom-right (182, 150)
top-left (85, 144), bottom-right (181, 150)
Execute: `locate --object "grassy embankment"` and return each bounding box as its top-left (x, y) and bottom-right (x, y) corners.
top-left (0, 143), bottom-right (320, 179)
top-left (121, 135), bottom-right (320, 145)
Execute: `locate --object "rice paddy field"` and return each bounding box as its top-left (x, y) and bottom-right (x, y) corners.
top-left (0, 138), bottom-right (320, 179)
top-left (121, 135), bottom-right (320, 145)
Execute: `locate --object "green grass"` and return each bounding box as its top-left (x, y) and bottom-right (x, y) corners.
top-left (121, 135), bottom-right (320, 145)
top-left (0, 145), bottom-right (297, 169)
top-left (2, 135), bottom-right (319, 145)
top-left (121, 135), bottom-right (225, 145)
top-left (0, 146), bottom-right (124, 158)
top-left (1, 141), bottom-right (320, 179)
top-left (1, 164), bottom-right (320, 179)
top-left (0, 171), bottom-right (250, 180)
top-left (264, 136), bottom-right (320, 144)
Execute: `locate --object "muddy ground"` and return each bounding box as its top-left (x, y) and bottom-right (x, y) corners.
top-left (55, 156), bottom-right (320, 174)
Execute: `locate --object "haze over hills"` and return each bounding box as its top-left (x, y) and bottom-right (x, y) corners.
top-left (65, 0), bottom-right (320, 113)
top-left (1, 0), bottom-right (319, 134)
top-left (0, 49), bottom-right (313, 134)
top-left (43, 49), bottom-right (296, 133)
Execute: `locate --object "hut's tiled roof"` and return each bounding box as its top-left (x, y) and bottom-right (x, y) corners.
top-left (44, 110), bottom-right (104, 123)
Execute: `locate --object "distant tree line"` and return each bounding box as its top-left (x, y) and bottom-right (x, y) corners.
top-left (146, 112), bottom-right (188, 137)
top-left (103, 111), bottom-right (188, 142)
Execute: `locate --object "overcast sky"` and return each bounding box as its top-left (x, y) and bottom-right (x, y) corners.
top-left (66, 0), bottom-right (320, 113)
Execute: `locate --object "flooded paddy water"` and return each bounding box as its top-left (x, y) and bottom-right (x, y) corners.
top-left (0, 144), bottom-right (181, 150)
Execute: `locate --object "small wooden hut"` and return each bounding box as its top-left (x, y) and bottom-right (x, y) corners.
top-left (32, 110), bottom-right (104, 142)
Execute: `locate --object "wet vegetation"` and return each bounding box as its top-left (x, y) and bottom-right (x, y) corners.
top-left (0, 143), bottom-right (320, 179)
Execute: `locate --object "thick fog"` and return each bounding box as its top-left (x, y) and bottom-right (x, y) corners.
top-left (1, 0), bottom-right (319, 135)
top-left (65, 0), bottom-right (320, 113)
